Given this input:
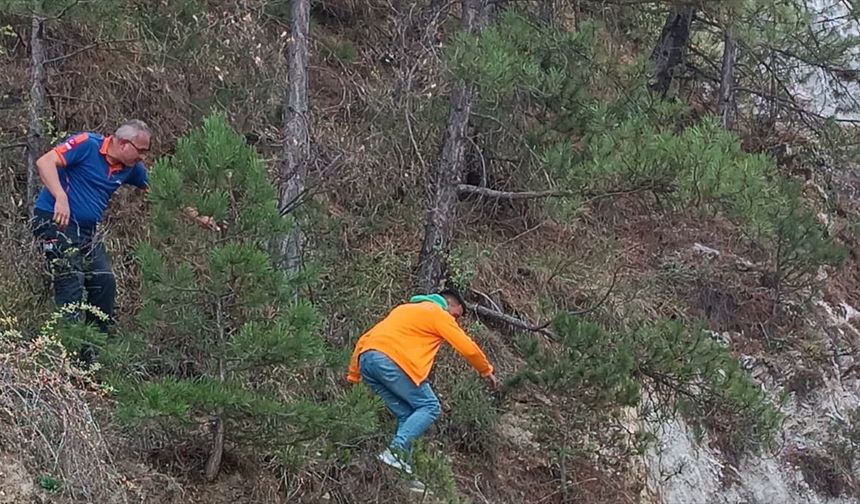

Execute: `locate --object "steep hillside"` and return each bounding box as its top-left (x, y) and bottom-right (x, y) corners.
top-left (1, 1), bottom-right (860, 503)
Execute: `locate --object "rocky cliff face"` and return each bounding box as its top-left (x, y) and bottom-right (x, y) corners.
top-left (643, 299), bottom-right (860, 504)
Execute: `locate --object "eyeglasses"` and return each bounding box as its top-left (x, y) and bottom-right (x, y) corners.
top-left (124, 139), bottom-right (150, 154)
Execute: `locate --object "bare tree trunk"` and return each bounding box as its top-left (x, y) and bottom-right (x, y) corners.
top-left (27, 9), bottom-right (47, 217)
top-left (717, 23), bottom-right (738, 129)
top-left (416, 0), bottom-right (487, 293)
top-left (204, 410), bottom-right (225, 481)
top-left (275, 0), bottom-right (310, 275)
top-left (540, 0), bottom-right (556, 25)
top-left (649, 5), bottom-right (695, 98)
top-left (204, 298), bottom-right (227, 481)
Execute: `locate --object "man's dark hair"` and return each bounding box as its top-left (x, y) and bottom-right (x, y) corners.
top-left (439, 288), bottom-right (466, 308)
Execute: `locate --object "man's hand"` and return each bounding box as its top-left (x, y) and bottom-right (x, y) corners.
top-left (54, 196), bottom-right (70, 230)
top-left (484, 373), bottom-right (499, 390)
top-left (184, 207), bottom-right (222, 232)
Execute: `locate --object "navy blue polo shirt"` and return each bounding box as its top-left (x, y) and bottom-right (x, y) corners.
top-left (34, 132), bottom-right (149, 226)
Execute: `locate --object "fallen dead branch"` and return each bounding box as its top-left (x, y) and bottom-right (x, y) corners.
top-left (467, 265), bottom-right (622, 338)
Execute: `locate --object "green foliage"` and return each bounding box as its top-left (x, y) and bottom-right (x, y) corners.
top-left (443, 374), bottom-right (498, 456)
top-left (112, 114), bottom-right (356, 469)
top-left (56, 317), bottom-right (106, 360)
top-left (547, 114), bottom-right (774, 214)
top-left (448, 10), bottom-right (604, 149)
top-left (12, 302), bottom-right (110, 367)
top-left (564, 115), bottom-right (844, 294)
top-left (731, 1), bottom-right (860, 115)
top-left (446, 246), bottom-right (481, 292)
top-left (449, 11), bottom-right (595, 110)
top-left (754, 181), bottom-right (847, 296)
top-left (412, 442), bottom-right (468, 503)
top-left (447, 10), bottom-right (843, 300)
top-left (449, 374), bottom-right (497, 431)
top-left (37, 475), bottom-right (62, 494)
top-left (515, 316), bottom-right (782, 454)
top-left (0, 1), bottom-right (133, 26)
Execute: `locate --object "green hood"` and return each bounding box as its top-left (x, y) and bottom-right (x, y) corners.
top-left (409, 294), bottom-right (448, 310)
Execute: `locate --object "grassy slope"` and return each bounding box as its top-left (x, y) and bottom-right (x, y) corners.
top-left (1, 2), bottom-right (859, 503)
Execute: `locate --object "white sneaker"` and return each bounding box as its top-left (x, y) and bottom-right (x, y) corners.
top-left (405, 479), bottom-right (429, 494)
top-left (377, 448), bottom-right (413, 474)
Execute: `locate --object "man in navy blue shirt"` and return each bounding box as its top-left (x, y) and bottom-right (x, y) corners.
top-left (32, 119), bottom-right (152, 363)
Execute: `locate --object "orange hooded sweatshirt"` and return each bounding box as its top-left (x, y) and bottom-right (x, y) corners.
top-left (346, 301), bottom-right (494, 386)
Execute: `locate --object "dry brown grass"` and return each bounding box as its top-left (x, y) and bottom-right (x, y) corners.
top-left (0, 315), bottom-right (129, 503)
top-left (3, 2), bottom-right (859, 503)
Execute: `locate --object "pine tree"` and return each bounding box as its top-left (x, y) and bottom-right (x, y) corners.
top-left (513, 315), bottom-right (783, 455)
top-left (114, 114), bottom-right (327, 481)
top-left (445, 9), bottom-right (845, 300)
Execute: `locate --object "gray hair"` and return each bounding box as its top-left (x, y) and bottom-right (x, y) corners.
top-left (114, 119), bottom-right (151, 141)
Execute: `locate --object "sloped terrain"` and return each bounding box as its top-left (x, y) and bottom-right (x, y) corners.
top-left (1, 1), bottom-right (859, 503)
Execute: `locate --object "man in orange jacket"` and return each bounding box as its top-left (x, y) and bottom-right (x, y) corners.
top-left (347, 289), bottom-right (497, 480)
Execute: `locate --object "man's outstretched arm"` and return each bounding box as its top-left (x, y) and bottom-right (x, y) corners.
top-left (434, 314), bottom-right (495, 382)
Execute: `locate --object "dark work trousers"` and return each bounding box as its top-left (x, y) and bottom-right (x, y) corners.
top-left (31, 209), bottom-right (116, 362)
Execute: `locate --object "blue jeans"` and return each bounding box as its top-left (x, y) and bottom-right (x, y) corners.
top-left (360, 350), bottom-right (441, 455)
top-left (31, 210), bottom-right (115, 363)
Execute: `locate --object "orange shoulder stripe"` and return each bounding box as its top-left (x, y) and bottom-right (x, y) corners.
top-left (52, 133), bottom-right (90, 167)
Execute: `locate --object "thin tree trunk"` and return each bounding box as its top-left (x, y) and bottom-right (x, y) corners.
top-left (204, 410), bottom-right (225, 481)
top-left (717, 23), bottom-right (738, 129)
top-left (205, 298), bottom-right (227, 481)
top-left (27, 9), bottom-right (47, 217)
top-left (540, 0), bottom-right (555, 25)
top-left (416, 0), bottom-right (487, 293)
top-left (649, 5), bottom-right (695, 98)
top-left (767, 49), bottom-right (778, 130)
top-left (276, 0), bottom-right (310, 275)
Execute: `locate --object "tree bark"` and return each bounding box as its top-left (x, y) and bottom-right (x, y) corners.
top-left (540, 0), bottom-right (556, 25)
top-left (275, 0), bottom-right (310, 275)
top-left (717, 23), bottom-right (738, 129)
top-left (205, 298), bottom-right (227, 481)
top-left (204, 410), bottom-right (225, 481)
top-left (27, 10), bottom-right (47, 217)
top-left (457, 184), bottom-right (574, 200)
top-left (649, 5), bottom-right (695, 98)
top-left (416, 0), bottom-right (487, 293)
